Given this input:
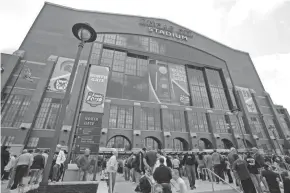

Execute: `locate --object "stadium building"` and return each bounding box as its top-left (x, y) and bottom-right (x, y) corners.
top-left (1, 2), bottom-right (290, 155)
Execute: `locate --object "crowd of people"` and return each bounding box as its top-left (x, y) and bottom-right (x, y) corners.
top-left (0, 144), bottom-right (69, 190)
top-left (2, 144), bottom-right (290, 193)
top-left (100, 147), bottom-right (290, 193)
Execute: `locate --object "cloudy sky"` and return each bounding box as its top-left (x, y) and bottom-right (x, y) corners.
top-left (0, 0), bottom-right (289, 110)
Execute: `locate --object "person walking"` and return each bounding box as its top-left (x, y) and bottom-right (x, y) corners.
top-left (252, 147), bottom-right (269, 191)
top-left (212, 150), bottom-right (225, 184)
top-left (197, 153), bottom-right (206, 181)
top-left (281, 171), bottom-right (290, 193)
top-left (172, 169), bottom-right (187, 193)
top-left (245, 152), bottom-right (264, 193)
top-left (261, 164), bottom-right (281, 193)
top-left (51, 145), bottom-right (66, 182)
top-left (204, 152), bottom-right (214, 182)
top-left (10, 149), bottom-right (33, 190)
top-left (153, 157), bottom-right (172, 193)
top-left (134, 148), bottom-right (146, 184)
top-left (172, 155), bottom-right (181, 176)
top-left (1, 146), bottom-right (10, 179)
top-left (183, 152), bottom-right (197, 190)
top-left (2, 153), bottom-right (16, 181)
top-left (123, 156), bottom-right (130, 181)
top-left (143, 147), bottom-right (157, 173)
top-left (107, 149), bottom-right (118, 193)
top-left (76, 148), bottom-right (91, 181)
top-left (228, 147), bottom-right (240, 187)
top-left (28, 149), bottom-right (45, 185)
top-left (233, 154), bottom-right (256, 193)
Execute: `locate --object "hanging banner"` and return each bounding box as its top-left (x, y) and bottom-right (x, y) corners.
top-left (168, 63), bottom-right (190, 105)
top-left (81, 65), bottom-right (109, 113)
top-left (237, 86), bottom-right (258, 113)
top-left (47, 57), bottom-right (86, 92)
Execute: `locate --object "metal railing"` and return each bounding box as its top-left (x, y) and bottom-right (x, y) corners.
top-left (202, 168), bottom-right (242, 193)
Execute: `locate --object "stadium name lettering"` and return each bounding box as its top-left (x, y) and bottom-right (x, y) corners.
top-left (139, 18), bottom-right (193, 42)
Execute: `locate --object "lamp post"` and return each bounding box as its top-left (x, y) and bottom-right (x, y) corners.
top-left (40, 23), bottom-right (96, 185)
top-left (269, 125), bottom-right (283, 155)
top-left (230, 108), bottom-right (248, 150)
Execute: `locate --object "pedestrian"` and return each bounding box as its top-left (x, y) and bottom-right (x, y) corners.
top-left (42, 149), bottom-right (49, 167)
top-left (28, 149), bottom-right (45, 185)
top-left (1, 146), bottom-right (10, 178)
top-left (172, 155), bottom-right (181, 176)
top-left (124, 156), bottom-right (130, 181)
top-left (261, 164), bottom-right (281, 193)
top-left (172, 169), bottom-right (187, 193)
top-left (233, 154), bottom-right (256, 193)
top-left (224, 157), bottom-right (233, 183)
top-left (10, 149), bottom-right (33, 190)
top-left (204, 152), bottom-right (214, 182)
top-left (143, 146), bottom-right (157, 173)
top-left (51, 144), bottom-right (66, 182)
top-left (134, 148), bottom-right (146, 184)
top-left (107, 149), bottom-right (118, 193)
top-left (252, 147), bottom-right (269, 191)
top-left (197, 152), bottom-right (206, 181)
top-left (153, 150), bottom-right (167, 172)
top-left (212, 149), bottom-right (225, 184)
top-left (153, 157), bottom-right (172, 193)
top-left (76, 148), bottom-right (91, 181)
top-left (183, 152), bottom-right (196, 189)
top-left (245, 152), bottom-right (264, 193)
top-left (281, 171), bottom-right (290, 193)
top-left (3, 153), bottom-right (16, 181)
top-left (228, 147), bottom-right (240, 187)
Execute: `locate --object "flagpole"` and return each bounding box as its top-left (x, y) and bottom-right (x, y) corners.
top-left (1, 61), bottom-right (28, 112)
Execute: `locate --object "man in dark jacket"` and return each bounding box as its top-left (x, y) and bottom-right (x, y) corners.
top-left (153, 157), bottom-right (172, 193)
top-left (28, 149), bottom-right (45, 184)
top-left (183, 152), bottom-right (197, 189)
top-left (1, 146), bottom-right (10, 179)
top-left (134, 149), bottom-right (146, 183)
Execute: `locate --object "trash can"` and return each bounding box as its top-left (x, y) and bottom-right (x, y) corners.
top-left (63, 164), bottom-right (79, 181)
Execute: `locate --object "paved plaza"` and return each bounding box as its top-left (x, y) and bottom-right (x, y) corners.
top-left (1, 174), bottom-right (236, 193)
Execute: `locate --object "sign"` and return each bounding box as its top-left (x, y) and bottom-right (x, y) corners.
top-left (78, 112), bottom-right (102, 127)
top-left (139, 18), bottom-right (193, 41)
top-left (81, 65), bottom-right (109, 113)
top-left (77, 127), bottom-right (101, 135)
top-left (47, 57), bottom-right (86, 92)
top-left (76, 135), bottom-right (101, 144)
top-left (236, 86), bottom-right (258, 113)
top-left (75, 143), bottom-right (100, 154)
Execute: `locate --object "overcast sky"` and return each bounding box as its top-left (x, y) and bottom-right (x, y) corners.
top-left (0, 0), bottom-right (289, 111)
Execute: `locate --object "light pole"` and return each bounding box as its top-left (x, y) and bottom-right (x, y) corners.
top-left (269, 125), bottom-right (284, 155)
top-left (230, 108), bottom-right (248, 150)
top-left (40, 23), bottom-right (96, 186)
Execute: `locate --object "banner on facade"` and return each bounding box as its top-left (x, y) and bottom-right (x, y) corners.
top-left (81, 65), bottom-right (109, 113)
top-left (47, 57), bottom-right (86, 92)
top-left (237, 86), bottom-right (258, 113)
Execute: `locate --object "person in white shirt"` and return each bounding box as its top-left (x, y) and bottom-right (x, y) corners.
top-left (172, 169), bottom-right (187, 193)
top-left (106, 149), bottom-right (118, 193)
top-left (172, 155), bottom-right (181, 176)
top-left (153, 150), bottom-right (167, 173)
top-left (52, 145), bottom-right (66, 182)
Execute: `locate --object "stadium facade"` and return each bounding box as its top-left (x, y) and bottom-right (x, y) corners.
top-left (1, 2), bottom-right (290, 155)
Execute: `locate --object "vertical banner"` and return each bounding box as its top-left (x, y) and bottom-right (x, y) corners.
top-left (47, 57), bottom-right (86, 92)
top-left (81, 65), bottom-right (110, 113)
top-left (168, 63), bottom-right (190, 105)
top-left (237, 86), bottom-right (258, 113)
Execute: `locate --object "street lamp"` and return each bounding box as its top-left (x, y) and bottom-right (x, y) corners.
top-left (230, 108), bottom-right (248, 150)
top-left (40, 23), bottom-right (96, 185)
top-left (269, 125), bottom-right (283, 155)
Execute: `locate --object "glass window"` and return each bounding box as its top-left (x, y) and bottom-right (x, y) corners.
top-left (5, 136), bottom-right (15, 146)
top-left (34, 98), bottom-right (61, 129)
top-left (140, 107), bottom-right (161, 131)
top-left (280, 117), bottom-right (290, 136)
top-left (206, 69), bottom-right (229, 110)
top-left (27, 137), bottom-right (39, 148)
top-left (168, 110), bottom-right (186, 132)
top-left (1, 136), bottom-right (6, 145)
top-left (250, 117), bottom-right (267, 138)
top-left (104, 34), bottom-right (116, 44)
top-left (116, 35), bottom-right (127, 47)
top-left (173, 139), bottom-right (183, 151)
top-left (1, 94), bottom-right (31, 128)
top-left (265, 118), bottom-right (281, 138)
top-left (188, 68), bottom-right (210, 108)
top-left (143, 138), bottom-right (159, 149)
top-left (107, 136), bottom-right (131, 150)
top-left (212, 115), bottom-right (228, 133)
top-left (100, 48), bottom-right (114, 68)
top-left (188, 112), bottom-right (209, 132)
top-left (109, 105), bottom-right (133, 129)
top-left (90, 43), bottom-right (102, 65)
top-left (149, 38), bottom-right (159, 54)
top-left (112, 50), bottom-right (126, 72)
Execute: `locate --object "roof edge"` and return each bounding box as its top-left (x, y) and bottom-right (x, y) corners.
top-left (44, 1), bottom-right (248, 54)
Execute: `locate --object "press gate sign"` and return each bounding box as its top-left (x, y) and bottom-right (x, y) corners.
top-left (81, 65), bottom-right (109, 113)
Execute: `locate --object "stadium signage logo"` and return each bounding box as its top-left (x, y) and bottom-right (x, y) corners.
top-left (139, 18), bottom-right (193, 41)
